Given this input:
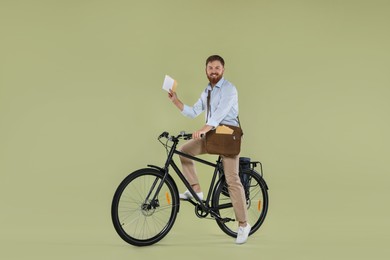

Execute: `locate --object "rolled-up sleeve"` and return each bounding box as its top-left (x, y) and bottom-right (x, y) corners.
top-left (181, 93), bottom-right (206, 119)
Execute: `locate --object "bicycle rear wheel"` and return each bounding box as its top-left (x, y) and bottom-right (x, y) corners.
top-left (212, 169), bottom-right (269, 237)
top-left (111, 168), bottom-right (180, 246)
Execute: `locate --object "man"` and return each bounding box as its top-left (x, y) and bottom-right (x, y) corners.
top-left (168, 55), bottom-right (250, 244)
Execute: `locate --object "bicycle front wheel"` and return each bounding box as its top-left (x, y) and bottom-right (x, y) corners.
top-left (212, 169), bottom-right (269, 238)
top-left (111, 168), bottom-right (180, 246)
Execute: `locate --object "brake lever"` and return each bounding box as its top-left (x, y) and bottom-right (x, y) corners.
top-left (158, 131), bottom-right (169, 139)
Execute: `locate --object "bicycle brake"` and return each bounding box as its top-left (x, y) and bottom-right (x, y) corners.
top-left (158, 132), bottom-right (169, 139)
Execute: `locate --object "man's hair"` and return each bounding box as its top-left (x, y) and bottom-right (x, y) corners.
top-left (206, 55), bottom-right (225, 67)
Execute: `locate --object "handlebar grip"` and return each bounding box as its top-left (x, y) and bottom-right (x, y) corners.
top-left (183, 133), bottom-right (204, 140)
top-left (182, 133), bottom-right (193, 140)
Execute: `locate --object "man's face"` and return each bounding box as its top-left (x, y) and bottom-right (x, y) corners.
top-left (206, 60), bottom-right (224, 85)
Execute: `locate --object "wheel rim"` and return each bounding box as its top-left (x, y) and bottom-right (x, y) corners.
top-left (213, 171), bottom-right (268, 237)
top-left (113, 172), bottom-right (179, 244)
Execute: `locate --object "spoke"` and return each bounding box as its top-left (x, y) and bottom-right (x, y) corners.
top-left (113, 172), bottom-right (179, 242)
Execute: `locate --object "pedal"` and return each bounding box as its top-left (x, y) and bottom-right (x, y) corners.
top-left (220, 217), bottom-right (235, 223)
top-left (209, 210), bottom-right (235, 223)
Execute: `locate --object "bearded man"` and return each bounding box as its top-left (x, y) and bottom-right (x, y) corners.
top-left (168, 55), bottom-right (251, 244)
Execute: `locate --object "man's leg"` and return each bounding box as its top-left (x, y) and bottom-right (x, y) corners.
top-left (222, 155), bottom-right (251, 244)
top-left (222, 155), bottom-right (248, 225)
top-left (178, 138), bottom-right (207, 192)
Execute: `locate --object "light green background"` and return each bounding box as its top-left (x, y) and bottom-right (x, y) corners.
top-left (1, 0), bottom-right (389, 259)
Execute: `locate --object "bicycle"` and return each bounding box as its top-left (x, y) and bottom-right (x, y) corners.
top-left (111, 131), bottom-right (269, 246)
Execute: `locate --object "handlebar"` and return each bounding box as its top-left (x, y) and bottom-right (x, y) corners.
top-left (158, 131), bottom-right (193, 141)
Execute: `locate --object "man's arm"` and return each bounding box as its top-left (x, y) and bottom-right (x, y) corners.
top-left (192, 124), bottom-right (213, 139)
top-left (168, 89), bottom-right (184, 111)
top-left (168, 89), bottom-right (210, 139)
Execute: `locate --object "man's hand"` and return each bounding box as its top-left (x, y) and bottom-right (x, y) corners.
top-left (192, 125), bottom-right (213, 140)
top-left (168, 90), bottom-right (184, 111)
top-left (168, 89), bottom-right (177, 102)
top-left (192, 130), bottom-right (205, 139)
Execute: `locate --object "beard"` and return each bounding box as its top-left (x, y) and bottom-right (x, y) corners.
top-left (207, 73), bottom-right (223, 85)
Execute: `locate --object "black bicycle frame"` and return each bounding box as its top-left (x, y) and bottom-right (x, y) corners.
top-left (151, 136), bottom-right (224, 214)
top-left (171, 150), bottom-right (223, 207)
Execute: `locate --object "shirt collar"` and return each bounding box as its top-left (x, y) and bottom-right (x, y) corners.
top-left (207, 77), bottom-right (225, 90)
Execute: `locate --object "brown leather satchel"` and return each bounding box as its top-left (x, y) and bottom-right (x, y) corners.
top-left (205, 89), bottom-right (243, 156)
top-left (205, 124), bottom-right (243, 156)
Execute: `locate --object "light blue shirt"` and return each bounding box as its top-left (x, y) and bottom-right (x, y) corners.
top-left (181, 78), bottom-right (239, 127)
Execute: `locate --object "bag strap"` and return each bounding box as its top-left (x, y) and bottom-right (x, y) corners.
top-left (237, 116), bottom-right (243, 135)
top-left (206, 89), bottom-right (211, 122)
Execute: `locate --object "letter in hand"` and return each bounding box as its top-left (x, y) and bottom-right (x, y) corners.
top-left (168, 89), bottom-right (177, 102)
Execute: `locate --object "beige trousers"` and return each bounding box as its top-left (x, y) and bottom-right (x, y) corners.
top-left (178, 138), bottom-right (248, 223)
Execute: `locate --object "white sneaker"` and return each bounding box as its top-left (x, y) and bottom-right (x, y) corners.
top-left (179, 190), bottom-right (203, 200)
top-left (236, 223), bottom-right (251, 244)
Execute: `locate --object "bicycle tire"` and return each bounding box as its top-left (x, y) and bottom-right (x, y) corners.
top-left (212, 169), bottom-right (269, 238)
top-left (111, 168), bottom-right (180, 246)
